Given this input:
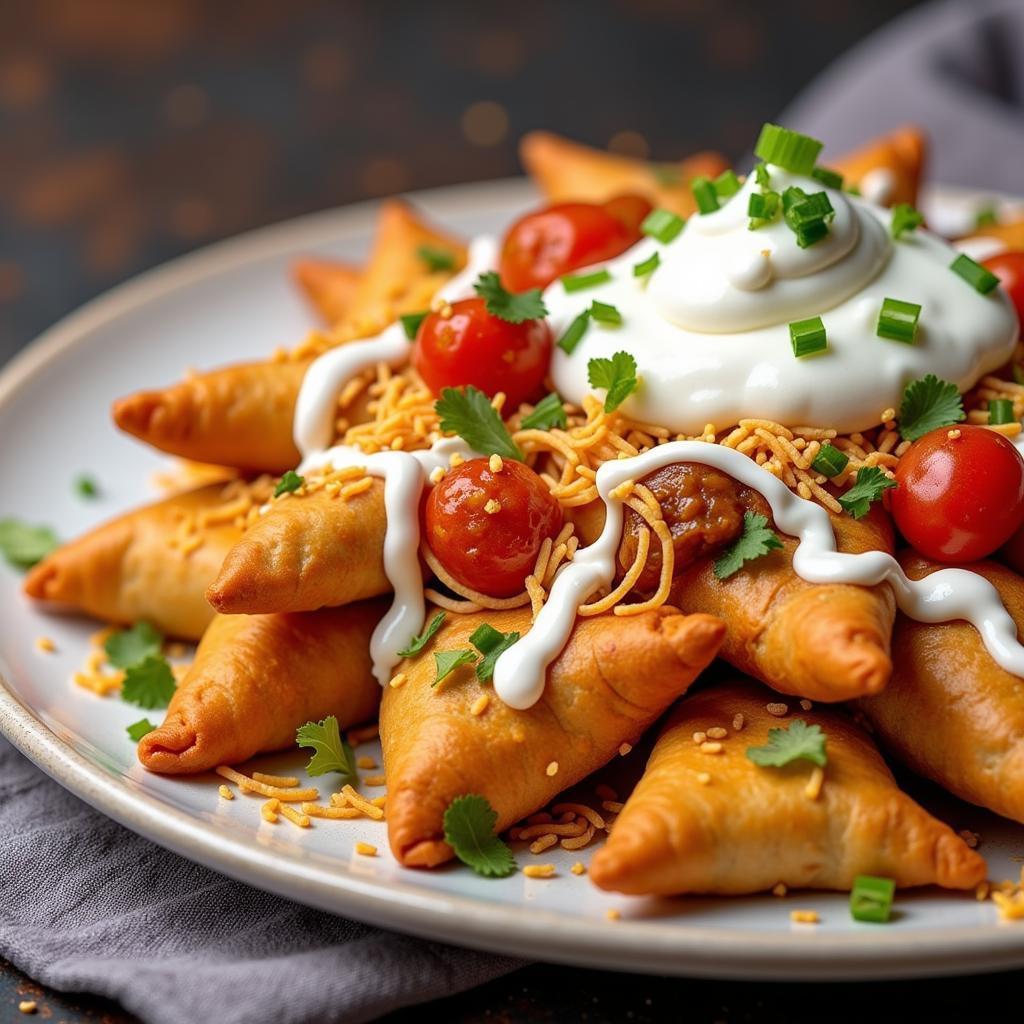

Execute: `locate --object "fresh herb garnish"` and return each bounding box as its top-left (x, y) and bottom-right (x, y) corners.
top-left (126, 718), bottom-right (156, 742)
top-left (274, 470), bottom-right (305, 498)
top-left (897, 374), bottom-right (965, 442)
top-left (811, 165), bottom-right (844, 190)
top-left (0, 519), bottom-right (58, 569)
top-left (988, 398), bottom-right (1016, 426)
top-left (557, 309), bottom-right (591, 354)
top-left (975, 207), bottom-right (998, 229)
top-left (105, 621), bottom-right (163, 670)
top-left (121, 655), bottom-right (177, 710)
top-left (890, 203), bottom-right (923, 240)
top-left (587, 351), bottom-right (638, 413)
top-left (589, 300), bottom-right (622, 326)
top-left (520, 393), bottom-right (567, 431)
top-left (74, 475), bottom-right (99, 499)
top-left (746, 719), bottom-right (827, 768)
top-left (691, 176), bottom-right (719, 215)
top-left (811, 443), bottom-right (849, 478)
top-left (400, 310), bottom-right (428, 340)
top-left (754, 162), bottom-right (771, 188)
top-left (473, 272), bottom-right (547, 324)
top-left (435, 386), bottom-right (523, 461)
top-left (788, 316), bottom-right (828, 358)
top-left (712, 168), bottom-right (742, 199)
top-left (641, 208), bottom-right (684, 244)
top-left (433, 649), bottom-right (477, 687)
top-left (443, 794), bottom-right (517, 878)
top-left (753, 124), bottom-right (823, 175)
top-left (296, 715), bottom-right (358, 783)
top-left (838, 466), bottom-right (897, 519)
top-left (632, 251), bottom-right (660, 278)
top-left (561, 269), bottom-right (612, 293)
top-left (876, 297), bottom-right (921, 344)
top-left (469, 623), bottom-right (520, 683)
top-left (714, 511), bottom-right (783, 579)
top-left (397, 611), bottom-right (446, 659)
top-left (850, 875), bottom-right (896, 923)
top-left (950, 253), bottom-right (1001, 295)
top-left (417, 244), bottom-right (456, 272)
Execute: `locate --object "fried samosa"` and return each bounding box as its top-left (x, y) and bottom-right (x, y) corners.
top-left (590, 678), bottom-right (986, 896)
top-left (858, 553), bottom-right (1024, 825)
top-left (292, 258), bottom-right (363, 327)
top-left (24, 483), bottom-right (250, 640)
top-left (138, 601), bottom-right (384, 774)
top-left (380, 605), bottom-right (725, 868)
top-left (671, 504), bottom-right (896, 702)
top-left (520, 131), bottom-right (729, 218)
top-left (832, 126), bottom-right (926, 207)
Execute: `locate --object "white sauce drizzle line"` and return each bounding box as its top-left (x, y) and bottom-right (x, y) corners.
top-left (492, 440), bottom-right (1024, 710)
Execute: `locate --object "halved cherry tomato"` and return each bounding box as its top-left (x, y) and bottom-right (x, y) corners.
top-left (412, 297), bottom-right (551, 408)
top-left (499, 194), bottom-right (652, 292)
top-left (423, 458), bottom-right (562, 597)
top-left (890, 424), bottom-right (1024, 562)
top-left (983, 251), bottom-right (1024, 324)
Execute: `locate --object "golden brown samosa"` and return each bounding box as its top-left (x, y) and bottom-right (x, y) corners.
top-left (590, 678), bottom-right (986, 896)
top-left (380, 605), bottom-right (725, 868)
top-left (292, 258), bottom-right (363, 327)
top-left (832, 126), bottom-right (927, 207)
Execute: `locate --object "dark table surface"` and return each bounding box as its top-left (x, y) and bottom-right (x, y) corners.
top-left (6, 1), bottom-right (1021, 1021)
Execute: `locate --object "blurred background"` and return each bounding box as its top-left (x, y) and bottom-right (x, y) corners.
top-left (0, 0), bottom-right (937, 362)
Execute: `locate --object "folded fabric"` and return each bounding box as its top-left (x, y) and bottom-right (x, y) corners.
top-left (0, 738), bottom-right (520, 1024)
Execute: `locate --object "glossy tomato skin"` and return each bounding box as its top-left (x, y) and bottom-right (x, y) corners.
top-left (983, 251), bottom-right (1024, 324)
top-left (423, 458), bottom-right (563, 598)
top-left (891, 424), bottom-right (1024, 562)
top-left (499, 195), bottom-right (651, 292)
top-left (412, 297), bottom-right (552, 408)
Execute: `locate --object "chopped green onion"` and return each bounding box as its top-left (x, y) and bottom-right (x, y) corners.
top-left (561, 269), bottom-right (611, 293)
top-left (589, 300), bottom-right (622, 326)
top-left (747, 190), bottom-right (780, 229)
top-left (74, 475), bottom-right (99, 499)
top-left (557, 310), bottom-right (590, 354)
top-left (754, 162), bottom-right (771, 188)
top-left (691, 176), bottom-right (720, 215)
top-left (975, 206), bottom-right (998, 228)
top-left (785, 191), bottom-right (834, 229)
top-left (877, 297), bottom-right (922, 344)
top-left (417, 244), bottom-right (456, 272)
top-left (890, 203), bottom-right (924, 240)
top-left (794, 220), bottom-right (830, 248)
top-left (753, 123), bottom-right (823, 175)
top-left (846, 184), bottom-right (862, 197)
top-left (632, 251), bottom-right (660, 278)
top-left (950, 253), bottom-right (1000, 295)
top-left (400, 310), bottom-right (428, 341)
top-left (641, 208), bottom-right (685, 244)
top-left (850, 875), bottom-right (895, 923)
top-left (713, 169), bottom-right (741, 199)
top-left (811, 166), bottom-right (844, 189)
top-left (812, 443), bottom-right (849, 477)
top-left (988, 398), bottom-right (1016, 425)
top-left (789, 316), bottom-right (828, 358)
top-left (782, 186), bottom-right (807, 212)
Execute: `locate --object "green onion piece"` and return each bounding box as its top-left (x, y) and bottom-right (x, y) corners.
top-left (641, 208), bottom-right (685, 244)
top-left (713, 169), bottom-right (741, 199)
top-left (795, 220), bottom-right (830, 249)
top-left (950, 253), bottom-right (1000, 295)
top-left (557, 310), bottom-right (590, 354)
top-left (785, 191), bottom-right (834, 230)
top-left (589, 300), bottom-right (622, 326)
top-left (811, 165), bottom-right (844, 189)
top-left (811, 443), bottom-right (849, 477)
top-left (632, 251), bottom-right (660, 278)
top-left (561, 269), bottom-right (611, 293)
top-left (754, 162), bottom-right (771, 188)
top-left (747, 190), bottom-right (780, 229)
top-left (753, 123), bottom-right (823, 175)
top-left (691, 176), bottom-right (720, 215)
top-left (782, 186), bottom-right (808, 212)
top-left (846, 183), bottom-right (862, 197)
top-left (850, 875), bottom-right (895, 923)
top-left (890, 203), bottom-right (924, 240)
top-left (400, 311), bottom-right (428, 341)
top-left (975, 206), bottom-right (998, 228)
top-left (74, 475), bottom-right (99, 499)
top-left (789, 316), bottom-right (828, 358)
top-left (877, 297), bottom-right (922, 344)
top-left (988, 398), bottom-right (1016, 425)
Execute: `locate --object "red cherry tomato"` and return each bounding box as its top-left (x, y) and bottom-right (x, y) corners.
top-left (499, 195), bottom-right (652, 292)
top-left (423, 458), bottom-right (563, 597)
top-left (983, 250), bottom-right (1024, 324)
top-left (890, 424), bottom-right (1024, 562)
top-left (412, 297), bottom-right (552, 408)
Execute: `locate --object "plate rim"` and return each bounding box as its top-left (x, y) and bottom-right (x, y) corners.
top-left (3, 178), bottom-right (1024, 981)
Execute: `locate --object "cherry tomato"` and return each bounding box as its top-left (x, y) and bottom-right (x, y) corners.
top-left (499, 195), bottom-right (652, 292)
top-left (412, 297), bottom-right (551, 408)
top-left (983, 251), bottom-right (1024, 324)
top-left (423, 458), bottom-right (563, 597)
top-left (890, 424), bottom-right (1024, 562)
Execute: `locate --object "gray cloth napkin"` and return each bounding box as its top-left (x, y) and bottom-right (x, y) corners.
top-left (782, 0), bottom-right (1024, 195)
top-left (0, 736), bottom-right (521, 1024)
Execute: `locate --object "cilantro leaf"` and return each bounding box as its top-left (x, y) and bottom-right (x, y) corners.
top-left (473, 272), bottom-right (548, 324)
top-left (435, 386), bottom-right (523, 461)
top-left (587, 351), bottom-right (638, 413)
top-left (520, 393), bottom-right (567, 431)
top-left (74, 475), bottom-right (99, 499)
top-left (397, 611), bottom-right (446, 659)
top-left (469, 623), bottom-right (520, 683)
top-left (443, 794), bottom-right (517, 878)
top-left (296, 715), bottom-right (357, 783)
top-left (400, 310), bottom-right (428, 341)
top-left (0, 519), bottom-right (58, 569)
top-left (417, 244), bottom-right (456, 272)
top-left (838, 466), bottom-right (897, 519)
top-left (897, 374), bottom-right (965, 442)
top-left (713, 511), bottom-right (783, 579)
top-left (274, 470), bottom-right (305, 498)
top-left (433, 649), bottom-right (477, 687)
top-left (105, 622), bottom-right (163, 669)
top-left (121, 655), bottom-right (176, 710)
top-left (746, 719), bottom-right (828, 768)
top-left (126, 718), bottom-right (156, 742)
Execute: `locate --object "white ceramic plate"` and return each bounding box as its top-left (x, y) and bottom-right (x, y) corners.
top-left (3, 179), bottom-right (1024, 981)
